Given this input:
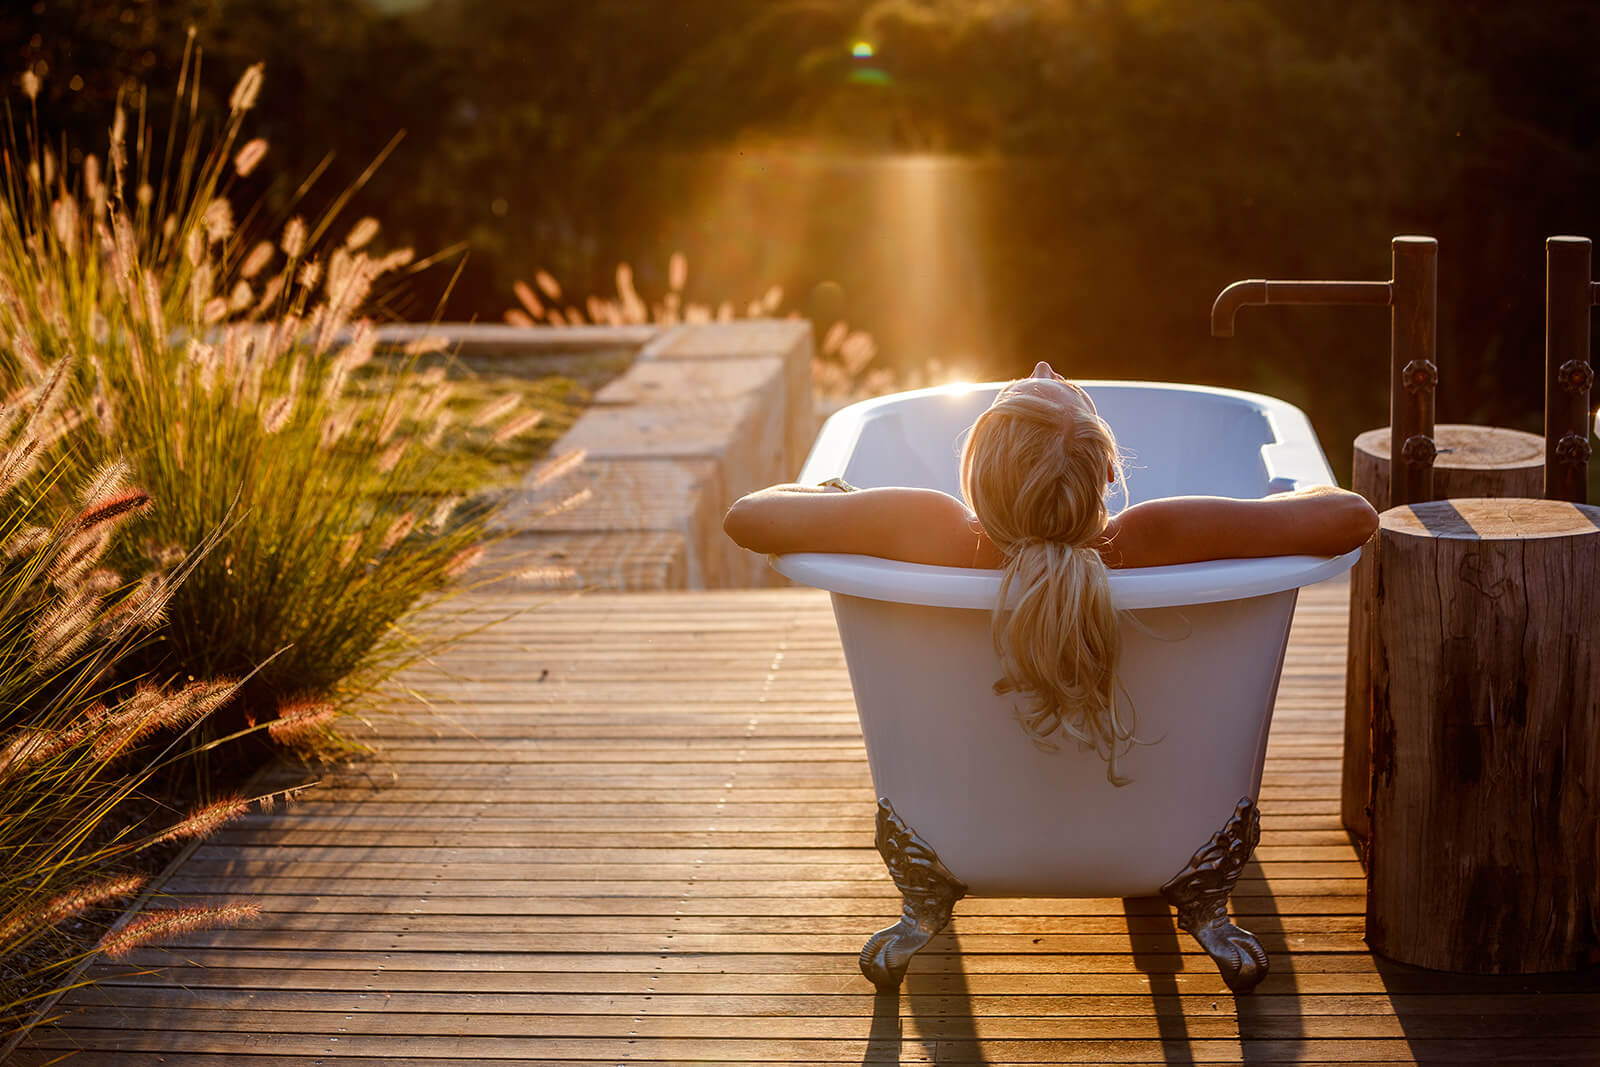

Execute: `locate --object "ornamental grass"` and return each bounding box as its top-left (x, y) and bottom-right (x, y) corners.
top-left (0, 41), bottom-right (532, 763)
top-left (0, 377), bottom-right (262, 1036)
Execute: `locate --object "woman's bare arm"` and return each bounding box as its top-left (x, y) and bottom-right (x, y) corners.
top-left (1101, 486), bottom-right (1378, 568)
top-left (724, 482), bottom-right (1378, 569)
top-left (723, 484), bottom-right (995, 567)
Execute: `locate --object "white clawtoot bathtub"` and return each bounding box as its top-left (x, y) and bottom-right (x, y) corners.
top-left (772, 381), bottom-right (1359, 994)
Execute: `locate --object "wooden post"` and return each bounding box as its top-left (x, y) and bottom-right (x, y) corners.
top-left (1341, 426), bottom-right (1545, 841)
top-left (1368, 498), bottom-right (1600, 973)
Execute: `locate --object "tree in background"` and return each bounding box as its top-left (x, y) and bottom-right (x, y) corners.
top-left (9, 0), bottom-right (1599, 471)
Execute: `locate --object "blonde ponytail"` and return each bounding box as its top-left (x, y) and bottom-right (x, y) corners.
top-left (961, 385), bottom-right (1136, 783)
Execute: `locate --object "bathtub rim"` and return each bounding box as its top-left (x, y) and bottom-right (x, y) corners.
top-left (801, 378), bottom-right (1337, 499)
top-left (772, 549), bottom-right (1357, 610)
top-left (780, 377), bottom-right (1359, 609)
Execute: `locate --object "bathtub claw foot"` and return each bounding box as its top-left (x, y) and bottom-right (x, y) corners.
top-left (1160, 797), bottom-right (1268, 994)
top-left (861, 797), bottom-right (967, 990)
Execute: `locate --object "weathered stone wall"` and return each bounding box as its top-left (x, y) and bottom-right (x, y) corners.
top-left (484, 321), bottom-right (814, 590)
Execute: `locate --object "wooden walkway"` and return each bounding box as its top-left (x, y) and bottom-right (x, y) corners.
top-left (16, 580), bottom-right (1600, 1064)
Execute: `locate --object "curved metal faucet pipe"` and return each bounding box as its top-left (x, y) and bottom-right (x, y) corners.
top-left (1209, 236), bottom-right (1438, 507)
top-left (1544, 236), bottom-right (1597, 503)
top-left (1210, 280), bottom-right (1392, 337)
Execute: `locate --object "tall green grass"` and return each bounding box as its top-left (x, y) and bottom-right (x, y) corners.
top-left (0, 371), bottom-right (261, 1035)
top-left (0, 42), bottom-right (529, 756)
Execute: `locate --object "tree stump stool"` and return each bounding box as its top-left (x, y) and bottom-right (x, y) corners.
top-left (1367, 498), bottom-right (1600, 973)
top-left (1342, 426), bottom-right (1544, 841)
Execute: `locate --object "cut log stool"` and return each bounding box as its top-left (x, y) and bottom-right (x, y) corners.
top-left (1367, 498), bottom-right (1600, 972)
top-left (1342, 425), bottom-right (1545, 842)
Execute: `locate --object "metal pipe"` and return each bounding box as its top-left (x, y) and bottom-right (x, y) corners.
top-left (1389, 236), bottom-right (1437, 507)
top-left (1544, 236), bottom-right (1595, 503)
top-left (1210, 280), bottom-right (1391, 337)
top-left (1209, 236), bottom-right (1438, 507)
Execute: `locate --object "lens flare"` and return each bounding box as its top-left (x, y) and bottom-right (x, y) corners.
top-left (851, 41), bottom-right (874, 58)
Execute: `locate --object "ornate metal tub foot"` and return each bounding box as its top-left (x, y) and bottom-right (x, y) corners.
top-left (860, 797), bottom-right (968, 989)
top-left (1159, 797), bottom-right (1269, 994)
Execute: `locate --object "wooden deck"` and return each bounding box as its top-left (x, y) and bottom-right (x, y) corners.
top-left (16, 580), bottom-right (1600, 1064)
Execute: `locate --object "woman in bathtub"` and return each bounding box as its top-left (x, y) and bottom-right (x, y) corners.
top-left (722, 361), bottom-right (1377, 781)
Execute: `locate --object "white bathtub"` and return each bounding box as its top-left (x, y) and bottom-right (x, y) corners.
top-left (771, 380), bottom-right (1359, 993)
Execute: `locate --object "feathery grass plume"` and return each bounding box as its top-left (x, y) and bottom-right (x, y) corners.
top-left (228, 63), bottom-right (264, 112)
top-left (403, 332), bottom-right (448, 355)
top-left (444, 545), bottom-right (485, 580)
top-left (98, 902), bottom-right (260, 959)
top-left (29, 587), bottom-right (103, 672)
top-left (281, 216), bottom-right (307, 258)
top-left (377, 436), bottom-right (409, 474)
top-left (492, 410), bottom-right (544, 445)
top-left (822, 321), bottom-right (849, 356)
top-left (254, 271), bottom-right (287, 311)
top-left (1, 46), bottom-right (509, 913)
top-left (91, 680), bottom-right (237, 760)
top-left (240, 240), bottom-right (274, 279)
top-left (80, 568), bottom-right (123, 595)
top-left (421, 413), bottom-right (450, 449)
top-left (51, 196), bottom-right (79, 256)
top-left (340, 320), bottom-right (377, 370)
top-left (261, 395), bottom-right (294, 435)
top-left (320, 407), bottom-right (357, 450)
top-left (74, 488), bottom-right (153, 533)
top-left (530, 447), bottom-right (586, 489)
top-left (176, 678), bottom-right (243, 726)
top-left (20, 70), bottom-right (39, 100)
top-left (0, 875), bottom-right (147, 946)
top-left (515, 563), bottom-right (576, 586)
top-left (0, 435), bottom-right (44, 495)
top-left (268, 700), bottom-right (336, 746)
top-left (233, 138), bottom-right (267, 178)
top-left (154, 796), bottom-right (250, 845)
top-left (512, 280), bottom-right (543, 320)
top-left (534, 271), bottom-right (561, 301)
top-left (668, 251), bottom-right (688, 291)
top-left (538, 487), bottom-right (593, 520)
top-left (344, 217), bottom-right (379, 251)
top-left (381, 512), bottom-right (417, 551)
top-left (503, 308), bottom-right (534, 328)
top-left (0, 722), bottom-right (86, 778)
top-left (417, 380), bottom-right (452, 421)
top-left (336, 532), bottom-right (363, 568)
top-left (105, 573), bottom-right (172, 636)
top-left (3, 523), bottom-right (50, 560)
top-left (375, 400), bottom-right (405, 445)
top-left (472, 394), bottom-right (519, 428)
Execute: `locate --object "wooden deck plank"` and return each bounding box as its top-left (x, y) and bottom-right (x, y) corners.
top-left (21, 579), bottom-right (1600, 1063)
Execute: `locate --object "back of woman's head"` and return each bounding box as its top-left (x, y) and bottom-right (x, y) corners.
top-left (960, 384), bottom-right (1134, 783)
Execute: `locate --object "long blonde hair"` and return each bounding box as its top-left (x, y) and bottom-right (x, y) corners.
top-left (960, 385), bottom-right (1135, 783)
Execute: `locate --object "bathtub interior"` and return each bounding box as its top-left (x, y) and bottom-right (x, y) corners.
top-left (810, 381), bottom-right (1322, 507)
top-left (832, 587), bottom-right (1298, 898)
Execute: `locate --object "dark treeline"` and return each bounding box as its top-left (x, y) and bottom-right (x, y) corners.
top-left (6, 0), bottom-right (1599, 473)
